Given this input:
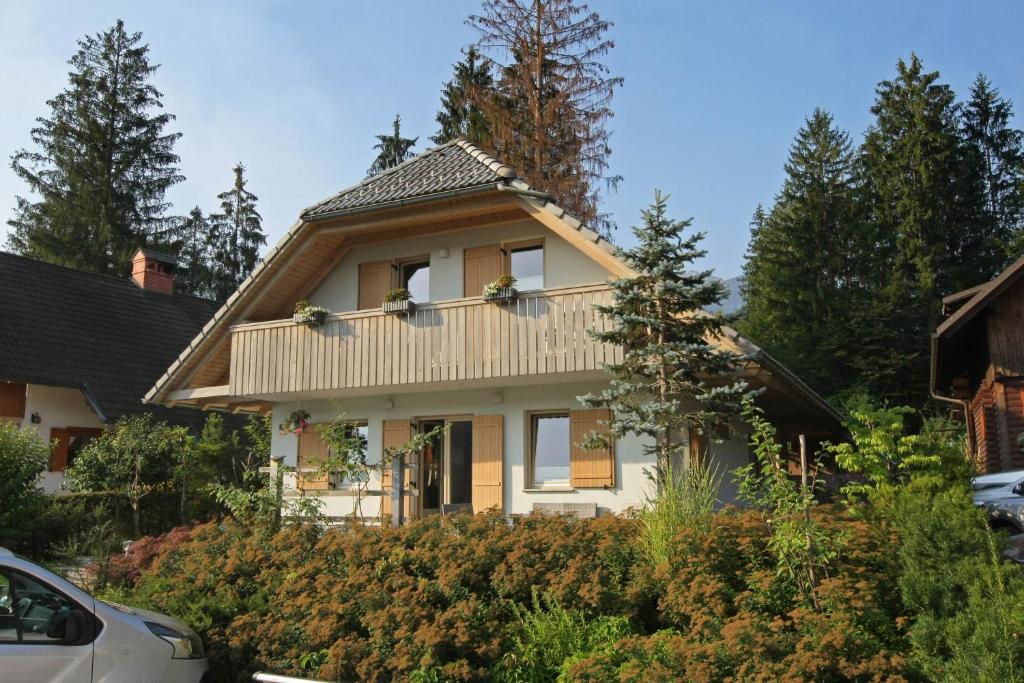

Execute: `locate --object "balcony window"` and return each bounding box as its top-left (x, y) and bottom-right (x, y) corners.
top-left (530, 412), bottom-right (570, 487)
top-left (510, 244), bottom-right (543, 291)
top-left (401, 258), bottom-right (430, 302)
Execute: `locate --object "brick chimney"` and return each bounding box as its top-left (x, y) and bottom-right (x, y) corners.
top-left (131, 248), bottom-right (177, 294)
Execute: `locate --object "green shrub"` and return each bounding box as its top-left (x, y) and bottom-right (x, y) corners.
top-left (0, 423), bottom-right (50, 553)
top-left (637, 462), bottom-right (719, 567)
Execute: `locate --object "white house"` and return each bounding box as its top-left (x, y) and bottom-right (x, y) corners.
top-left (144, 140), bottom-right (842, 522)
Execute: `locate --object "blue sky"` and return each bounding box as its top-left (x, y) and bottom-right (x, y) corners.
top-left (1, 1), bottom-right (1021, 279)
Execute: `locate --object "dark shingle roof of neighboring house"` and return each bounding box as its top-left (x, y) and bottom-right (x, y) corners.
top-left (302, 140), bottom-right (519, 219)
top-left (0, 251), bottom-right (219, 427)
top-left (136, 248), bottom-right (178, 266)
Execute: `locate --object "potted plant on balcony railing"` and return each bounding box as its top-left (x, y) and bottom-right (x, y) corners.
top-left (279, 409), bottom-right (311, 435)
top-left (483, 274), bottom-right (518, 302)
top-left (293, 299), bottom-right (329, 327)
top-left (383, 287), bottom-right (415, 314)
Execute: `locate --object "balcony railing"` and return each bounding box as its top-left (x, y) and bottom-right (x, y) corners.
top-left (228, 284), bottom-right (621, 396)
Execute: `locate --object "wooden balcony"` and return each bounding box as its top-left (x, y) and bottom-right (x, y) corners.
top-left (228, 284), bottom-right (622, 397)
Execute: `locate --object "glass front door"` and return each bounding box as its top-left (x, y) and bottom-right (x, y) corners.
top-left (417, 418), bottom-right (473, 515)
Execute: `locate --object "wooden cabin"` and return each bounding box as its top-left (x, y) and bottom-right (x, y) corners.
top-left (933, 255), bottom-right (1024, 473)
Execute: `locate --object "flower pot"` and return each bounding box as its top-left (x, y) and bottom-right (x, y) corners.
top-left (293, 310), bottom-right (327, 327)
top-left (383, 299), bottom-right (415, 315)
top-left (484, 287), bottom-right (518, 302)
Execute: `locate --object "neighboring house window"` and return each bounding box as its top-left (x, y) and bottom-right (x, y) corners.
top-left (510, 243), bottom-right (543, 291)
top-left (401, 258), bottom-right (430, 302)
top-left (529, 412), bottom-right (571, 487)
top-left (339, 422), bottom-right (369, 486)
top-left (49, 427), bottom-right (103, 472)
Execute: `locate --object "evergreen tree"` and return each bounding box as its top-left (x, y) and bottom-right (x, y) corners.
top-left (175, 206), bottom-right (213, 298)
top-left (962, 74), bottom-right (1024, 261)
top-left (209, 164), bottom-right (265, 302)
top-left (468, 0), bottom-right (623, 236)
top-left (739, 109), bottom-right (860, 398)
top-left (582, 192), bottom-right (749, 483)
top-left (431, 48), bottom-right (493, 146)
top-left (8, 20), bottom-right (182, 276)
top-left (859, 54), bottom-right (988, 404)
top-left (367, 114), bottom-right (418, 176)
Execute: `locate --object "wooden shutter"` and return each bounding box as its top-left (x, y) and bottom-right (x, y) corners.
top-left (49, 428), bottom-right (69, 472)
top-left (688, 427), bottom-right (705, 467)
top-left (381, 420), bottom-right (413, 519)
top-left (471, 415), bottom-right (504, 511)
top-left (463, 245), bottom-right (503, 297)
top-left (570, 409), bottom-right (615, 488)
top-left (297, 425), bottom-right (331, 492)
top-left (358, 260), bottom-right (393, 310)
top-left (0, 383), bottom-right (25, 418)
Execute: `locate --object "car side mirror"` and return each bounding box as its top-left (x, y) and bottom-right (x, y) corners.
top-left (60, 610), bottom-right (87, 645)
top-left (1013, 482), bottom-right (1024, 496)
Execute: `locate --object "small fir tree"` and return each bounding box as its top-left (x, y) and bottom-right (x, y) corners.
top-left (367, 114), bottom-right (418, 176)
top-left (8, 20), bottom-right (183, 276)
top-left (431, 48), bottom-right (493, 145)
top-left (175, 206), bottom-right (214, 298)
top-left (582, 192), bottom-right (749, 484)
top-left (208, 163), bottom-right (266, 302)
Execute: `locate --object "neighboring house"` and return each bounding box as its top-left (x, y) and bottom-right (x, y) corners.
top-left (143, 140), bottom-right (843, 522)
top-left (0, 249), bottom-right (221, 492)
top-left (933, 254), bottom-right (1024, 473)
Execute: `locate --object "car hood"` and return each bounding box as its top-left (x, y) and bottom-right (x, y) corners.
top-left (101, 601), bottom-right (197, 635)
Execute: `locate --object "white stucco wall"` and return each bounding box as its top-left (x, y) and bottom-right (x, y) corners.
top-left (18, 384), bottom-right (105, 493)
top-left (271, 382), bottom-right (752, 521)
top-left (308, 218), bottom-right (612, 314)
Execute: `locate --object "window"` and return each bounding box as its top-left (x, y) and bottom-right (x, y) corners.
top-left (338, 422), bottom-right (369, 486)
top-left (0, 570), bottom-right (83, 644)
top-left (510, 244), bottom-right (543, 291)
top-left (530, 413), bottom-right (570, 487)
top-left (401, 258), bottom-right (430, 302)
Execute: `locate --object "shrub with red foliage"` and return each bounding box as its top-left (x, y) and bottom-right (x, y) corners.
top-left (115, 508), bottom-right (912, 683)
top-left (106, 525), bottom-right (193, 587)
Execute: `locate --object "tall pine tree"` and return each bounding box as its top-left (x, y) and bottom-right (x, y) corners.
top-left (583, 192), bottom-right (749, 483)
top-left (431, 48), bottom-right (493, 146)
top-left (175, 206), bottom-right (214, 298)
top-left (739, 109), bottom-right (860, 399)
top-left (367, 114), bottom-right (418, 176)
top-left (962, 74), bottom-right (1024, 262)
top-left (208, 164), bottom-right (265, 302)
top-left (468, 0), bottom-right (623, 236)
top-left (8, 20), bottom-right (182, 276)
top-left (859, 54), bottom-right (988, 404)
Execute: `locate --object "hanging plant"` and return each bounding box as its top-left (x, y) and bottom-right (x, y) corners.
top-left (483, 274), bottom-right (518, 301)
top-left (293, 299), bottom-right (329, 326)
top-left (280, 409), bottom-right (311, 435)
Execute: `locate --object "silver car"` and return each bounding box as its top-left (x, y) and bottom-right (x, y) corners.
top-left (0, 547), bottom-right (209, 683)
top-left (972, 470), bottom-right (1024, 505)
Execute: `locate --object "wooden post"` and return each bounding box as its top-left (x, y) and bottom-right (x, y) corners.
top-left (391, 453), bottom-right (403, 526)
top-left (799, 434), bottom-right (808, 489)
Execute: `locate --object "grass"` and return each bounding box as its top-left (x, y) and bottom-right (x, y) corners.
top-left (638, 461), bottom-right (721, 567)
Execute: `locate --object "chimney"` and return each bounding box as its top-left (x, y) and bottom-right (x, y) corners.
top-left (131, 248), bottom-right (177, 294)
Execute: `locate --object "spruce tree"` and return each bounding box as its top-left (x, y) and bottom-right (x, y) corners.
top-left (582, 192), bottom-right (749, 483)
top-left (431, 48), bottom-right (493, 145)
top-left (739, 109), bottom-right (860, 398)
top-left (962, 74), bottom-right (1024, 262)
top-left (209, 164), bottom-right (265, 302)
top-left (367, 114), bottom-right (418, 176)
top-left (175, 206), bottom-right (213, 298)
top-left (860, 54), bottom-right (988, 404)
top-left (8, 20), bottom-right (182, 276)
top-left (468, 0), bottom-right (623, 236)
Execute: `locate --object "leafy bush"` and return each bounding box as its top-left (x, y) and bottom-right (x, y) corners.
top-left (0, 423), bottom-right (51, 552)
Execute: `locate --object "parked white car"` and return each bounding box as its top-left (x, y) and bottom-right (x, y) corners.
top-left (0, 547), bottom-right (209, 683)
top-left (971, 470), bottom-right (1024, 505)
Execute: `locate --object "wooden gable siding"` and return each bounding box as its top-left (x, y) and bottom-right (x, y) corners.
top-left (229, 284), bottom-right (620, 396)
top-left (986, 276), bottom-right (1024, 378)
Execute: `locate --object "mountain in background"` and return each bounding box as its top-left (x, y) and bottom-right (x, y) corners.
top-left (708, 275), bottom-right (743, 315)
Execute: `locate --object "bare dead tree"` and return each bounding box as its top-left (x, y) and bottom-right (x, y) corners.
top-left (468, 0), bottom-right (623, 236)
